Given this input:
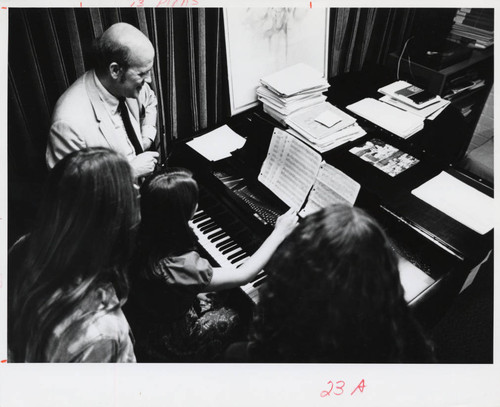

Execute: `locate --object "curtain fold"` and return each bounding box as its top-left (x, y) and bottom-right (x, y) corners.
top-left (329, 8), bottom-right (416, 77)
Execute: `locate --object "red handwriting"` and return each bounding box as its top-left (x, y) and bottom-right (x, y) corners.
top-left (310, 1), bottom-right (312, 8)
top-left (131, 0), bottom-right (144, 6)
top-left (156, 0), bottom-right (199, 7)
top-left (1, 360), bottom-right (6, 363)
top-left (320, 379), bottom-right (366, 398)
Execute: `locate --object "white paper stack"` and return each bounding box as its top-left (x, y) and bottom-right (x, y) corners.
top-left (257, 64), bottom-right (364, 152)
top-left (285, 102), bottom-right (366, 152)
top-left (378, 81), bottom-right (450, 120)
top-left (346, 98), bottom-right (424, 139)
top-left (257, 63), bottom-right (330, 125)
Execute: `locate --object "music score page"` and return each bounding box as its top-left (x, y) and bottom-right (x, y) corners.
top-left (299, 163), bottom-right (360, 217)
top-left (258, 128), bottom-right (322, 210)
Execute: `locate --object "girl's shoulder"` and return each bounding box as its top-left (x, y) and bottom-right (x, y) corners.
top-left (152, 250), bottom-right (213, 288)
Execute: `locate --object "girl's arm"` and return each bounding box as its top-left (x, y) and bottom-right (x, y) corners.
top-left (204, 209), bottom-right (298, 292)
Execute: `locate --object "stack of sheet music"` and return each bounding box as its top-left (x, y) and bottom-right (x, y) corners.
top-left (257, 63), bottom-right (365, 152)
top-left (378, 81), bottom-right (450, 120)
top-left (257, 63), bottom-right (330, 126)
top-left (285, 102), bottom-right (366, 152)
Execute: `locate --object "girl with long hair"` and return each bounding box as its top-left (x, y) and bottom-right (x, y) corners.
top-left (8, 147), bottom-right (140, 362)
top-left (127, 168), bottom-right (297, 362)
top-left (227, 204), bottom-right (435, 363)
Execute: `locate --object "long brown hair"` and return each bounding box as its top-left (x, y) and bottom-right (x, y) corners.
top-left (136, 168), bottom-right (199, 269)
top-left (251, 204), bottom-right (434, 363)
top-left (9, 148), bottom-right (139, 362)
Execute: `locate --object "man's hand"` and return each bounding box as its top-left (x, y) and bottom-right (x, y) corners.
top-left (141, 136), bottom-right (153, 151)
top-left (131, 151), bottom-right (159, 178)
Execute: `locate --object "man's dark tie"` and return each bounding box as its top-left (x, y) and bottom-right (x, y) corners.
top-left (118, 98), bottom-right (143, 155)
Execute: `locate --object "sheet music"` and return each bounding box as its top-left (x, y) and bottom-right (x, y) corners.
top-left (186, 125), bottom-right (246, 161)
top-left (411, 171), bottom-right (494, 235)
top-left (258, 128), bottom-right (322, 210)
top-left (299, 162), bottom-right (360, 217)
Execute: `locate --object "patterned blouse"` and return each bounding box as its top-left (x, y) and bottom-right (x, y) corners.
top-left (42, 282), bottom-right (136, 363)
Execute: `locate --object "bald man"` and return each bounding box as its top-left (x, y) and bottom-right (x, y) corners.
top-left (47, 23), bottom-right (159, 177)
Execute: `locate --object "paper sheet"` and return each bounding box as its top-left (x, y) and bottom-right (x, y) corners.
top-left (258, 128), bottom-right (322, 210)
top-left (299, 162), bottom-right (360, 217)
top-left (398, 256), bottom-right (435, 303)
top-left (186, 125), bottom-right (246, 161)
top-left (411, 171), bottom-right (494, 235)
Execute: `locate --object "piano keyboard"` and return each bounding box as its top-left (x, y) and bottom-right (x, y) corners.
top-left (189, 207), bottom-right (266, 304)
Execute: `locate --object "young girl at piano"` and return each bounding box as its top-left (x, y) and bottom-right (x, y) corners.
top-left (9, 148), bottom-right (139, 362)
top-left (127, 168), bottom-right (298, 362)
top-left (226, 204), bottom-right (435, 363)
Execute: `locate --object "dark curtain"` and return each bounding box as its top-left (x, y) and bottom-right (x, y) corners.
top-left (328, 8), bottom-right (416, 77)
top-left (8, 7), bottom-right (414, 245)
top-left (8, 8), bottom-right (230, 244)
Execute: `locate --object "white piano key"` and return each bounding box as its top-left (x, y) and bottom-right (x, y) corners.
top-left (189, 215), bottom-right (264, 304)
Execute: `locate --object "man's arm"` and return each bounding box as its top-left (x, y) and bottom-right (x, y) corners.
top-left (139, 83), bottom-right (158, 150)
top-left (46, 120), bottom-right (87, 169)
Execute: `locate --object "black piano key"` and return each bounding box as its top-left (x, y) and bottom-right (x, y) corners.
top-left (210, 234), bottom-right (228, 244)
top-left (230, 252), bottom-right (248, 264)
top-left (201, 223), bottom-right (219, 234)
top-left (197, 219), bottom-right (214, 229)
top-left (199, 221), bottom-right (217, 232)
top-left (218, 239), bottom-right (236, 250)
top-left (192, 212), bottom-right (207, 222)
top-left (252, 274), bottom-right (267, 287)
top-left (228, 249), bottom-right (246, 261)
top-left (215, 237), bottom-right (233, 249)
top-left (208, 230), bottom-right (226, 241)
top-left (192, 214), bottom-right (210, 224)
top-left (221, 243), bottom-right (239, 254)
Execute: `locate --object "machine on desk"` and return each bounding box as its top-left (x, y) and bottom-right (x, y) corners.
top-left (170, 108), bottom-right (493, 328)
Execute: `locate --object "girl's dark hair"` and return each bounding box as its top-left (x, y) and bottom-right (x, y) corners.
top-left (9, 147), bottom-right (139, 362)
top-left (251, 204), bottom-right (434, 363)
top-left (136, 168), bottom-right (198, 269)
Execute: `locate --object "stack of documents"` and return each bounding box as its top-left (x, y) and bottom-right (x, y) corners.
top-left (257, 63), bottom-right (330, 125)
top-left (378, 81), bottom-right (450, 120)
top-left (346, 98), bottom-right (424, 139)
top-left (285, 102), bottom-right (366, 152)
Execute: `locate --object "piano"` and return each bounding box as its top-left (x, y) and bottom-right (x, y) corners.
top-left (168, 71), bottom-right (493, 328)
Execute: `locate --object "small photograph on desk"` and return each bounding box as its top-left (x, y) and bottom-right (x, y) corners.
top-left (349, 138), bottom-right (419, 177)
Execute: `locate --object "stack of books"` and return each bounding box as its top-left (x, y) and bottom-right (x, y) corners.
top-left (377, 81), bottom-right (450, 120)
top-left (257, 63), bottom-right (330, 126)
top-left (258, 63), bottom-right (365, 152)
top-left (449, 8), bottom-right (494, 49)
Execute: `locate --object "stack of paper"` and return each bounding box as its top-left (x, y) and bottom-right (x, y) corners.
top-left (285, 102), bottom-right (366, 152)
top-left (378, 81), bottom-right (450, 120)
top-left (346, 98), bottom-right (424, 139)
top-left (257, 63), bottom-right (330, 125)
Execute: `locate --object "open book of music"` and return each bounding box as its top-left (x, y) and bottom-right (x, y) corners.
top-left (258, 128), bottom-right (361, 216)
